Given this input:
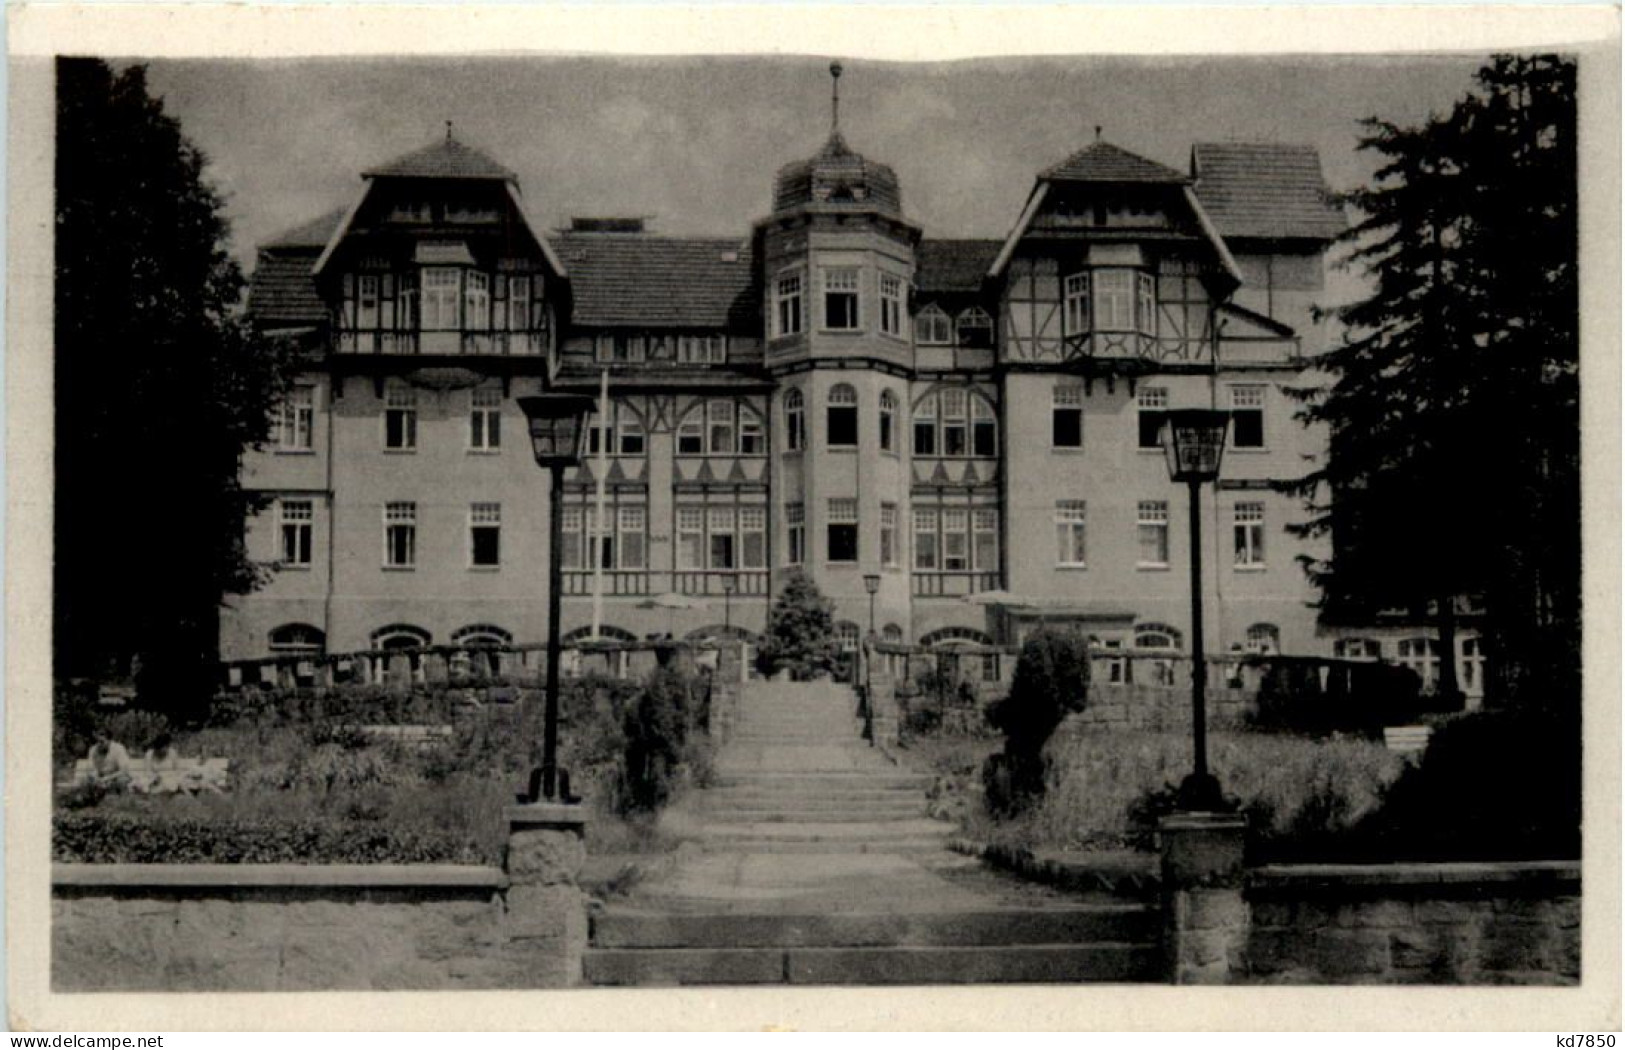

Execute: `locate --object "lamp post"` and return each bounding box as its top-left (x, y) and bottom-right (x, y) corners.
top-left (722, 573), bottom-right (736, 634)
top-left (862, 572), bottom-right (881, 744)
top-left (518, 393), bottom-right (596, 802)
top-left (1160, 407), bottom-right (1231, 812)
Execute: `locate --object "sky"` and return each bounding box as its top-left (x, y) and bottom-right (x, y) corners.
top-left (133, 53), bottom-right (1494, 276)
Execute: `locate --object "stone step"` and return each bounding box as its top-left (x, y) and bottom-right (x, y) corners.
top-left (711, 773), bottom-right (931, 791)
top-left (593, 907), bottom-right (1157, 949)
top-left (583, 943), bottom-right (1160, 986)
top-left (702, 807), bottom-right (926, 824)
top-left (694, 838), bottom-right (952, 854)
top-left (697, 819), bottom-right (953, 844)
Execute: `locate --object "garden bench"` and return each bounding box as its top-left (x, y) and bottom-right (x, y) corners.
top-left (60, 756), bottom-right (230, 792)
top-left (1382, 725), bottom-right (1432, 759)
top-left (358, 724), bottom-right (454, 748)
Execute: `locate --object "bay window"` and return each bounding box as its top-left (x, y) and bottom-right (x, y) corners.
top-left (827, 384), bottom-right (858, 447)
top-left (822, 267), bottom-right (860, 330)
top-left (775, 272), bottom-right (804, 337)
top-left (827, 498), bottom-right (859, 563)
top-left (1064, 273), bottom-right (1090, 336)
top-left (421, 268), bottom-right (460, 330)
top-left (1094, 269), bottom-right (1134, 331)
top-left (464, 271), bottom-right (490, 331)
top-left (880, 273), bottom-right (904, 337)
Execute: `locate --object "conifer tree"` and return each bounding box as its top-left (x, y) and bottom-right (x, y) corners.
top-left (757, 569), bottom-right (840, 681)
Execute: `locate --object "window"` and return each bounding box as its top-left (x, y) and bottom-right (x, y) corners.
top-left (1137, 386), bottom-right (1168, 449)
top-left (469, 384), bottom-right (501, 451)
top-left (913, 509), bottom-right (938, 570)
top-left (1460, 636), bottom-right (1484, 694)
top-left (835, 622), bottom-right (861, 653)
top-left (677, 410), bottom-right (704, 455)
top-left (740, 507), bottom-right (767, 569)
top-left (915, 304), bottom-right (952, 345)
top-left (739, 411), bottom-right (765, 455)
top-left (358, 275), bottom-right (379, 329)
top-left (676, 507), bottom-right (704, 570)
top-left (1064, 273), bottom-right (1090, 335)
top-left (384, 502), bottom-right (416, 568)
top-left (278, 499), bottom-right (313, 567)
top-left (708, 507), bottom-right (736, 569)
top-left (880, 274), bottom-right (904, 337)
top-left (941, 389), bottom-right (967, 457)
top-left (1056, 500), bottom-right (1087, 566)
top-left (1137, 272), bottom-right (1157, 336)
top-left (675, 400), bottom-right (763, 456)
top-left (597, 334), bottom-right (647, 364)
top-left (1233, 502), bottom-right (1266, 568)
top-left (882, 624), bottom-right (904, 642)
top-left (1397, 637), bottom-right (1440, 686)
top-left (879, 390), bottom-right (897, 452)
top-left (1334, 638), bottom-right (1382, 660)
top-left (1246, 624), bottom-right (1282, 656)
top-left (384, 382), bottom-right (417, 451)
top-left (464, 271), bottom-right (490, 331)
top-left (827, 384), bottom-right (858, 447)
top-left (1053, 385), bottom-right (1083, 448)
top-left (786, 502), bottom-right (805, 565)
top-left (941, 509), bottom-right (969, 570)
top-left (506, 275), bottom-right (531, 332)
top-left (678, 334), bottom-right (727, 364)
top-left (1137, 501), bottom-right (1169, 567)
top-left (470, 502), bottom-right (501, 567)
top-left (1135, 624), bottom-right (1182, 650)
top-left (707, 399), bottom-right (736, 455)
top-left (618, 412), bottom-right (646, 457)
top-left (784, 389), bottom-right (805, 452)
top-left (1093, 269), bottom-right (1134, 331)
top-left (774, 272), bottom-right (804, 337)
top-left (421, 268), bottom-right (460, 330)
top-left (957, 307), bottom-right (993, 349)
top-left (561, 504), bottom-right (646, 571)
top-left (619, 505), bottom-right (647, 569)
top-left (452, 624), bottom-right (513, 648)
top-left (972, 396), bottom-right (997, 457)
top-left (822, 267), bottom-right (860, 330)
top-left (1230, 385), bottom-right (1266, 449)
top-left (880, 503), bottom-right (897, 566)
top-left (827, 498), bottom-right (859, 563)
top-left (913, 394), bottom-right (937, 456)
top-left (371, 624), bottom-right (431, 650)
top-left (561, 506), bottom-right (583, 569)
top-left (269, 623), bottom-right (325, 655)
top-left (277, 385), bottom-right (315, 451)
top-left (973, 509), bottom-right (999, 573)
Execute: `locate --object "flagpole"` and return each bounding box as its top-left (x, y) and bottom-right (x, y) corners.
top-left (590, 368), bottom-right (609, 640)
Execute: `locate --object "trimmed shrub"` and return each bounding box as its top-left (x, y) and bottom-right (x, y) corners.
top-left (983, 630), bottom-right (1090, 817)
top-left (756, 569), bottom-right (840, 680)
top-left (53, 812), bottom-right (486, 865)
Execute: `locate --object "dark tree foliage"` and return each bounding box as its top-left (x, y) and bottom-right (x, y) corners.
top-left (55, 59), bottom-right (295, 721)
top-left (756, 568), bottom-right (840, 680)
top-left (1286, 55), bottom-right (1578, 710)
top-left (983, 629), bottom-right (1091, 817)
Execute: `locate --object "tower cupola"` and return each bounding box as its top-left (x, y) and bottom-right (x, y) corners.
top-left (771, 62), bottom-right (903, 218)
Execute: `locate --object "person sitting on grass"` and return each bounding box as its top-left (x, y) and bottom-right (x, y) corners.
top-left (140, 732), bottom-right (184, 794)
top-left (83, 732), bottom-right (134, 792)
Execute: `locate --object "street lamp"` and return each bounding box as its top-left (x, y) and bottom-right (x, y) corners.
top-left (1160, 407), bottom-right (1231, 812)
top-left (518, 392), bottom-right (596, 803)
top-left (862, 572), bottom-right (881, 744)
top-left (721, 573), bottom-right (736, 634)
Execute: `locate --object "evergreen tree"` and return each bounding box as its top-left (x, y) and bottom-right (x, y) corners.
top-left (756, 569), bottom-right (839, 680)
top-left (55, 59), bottom-right (295, 720)
top-left (1287, 55), bottom-right (1578, 709)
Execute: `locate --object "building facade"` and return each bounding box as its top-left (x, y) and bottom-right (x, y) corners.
top-left (226, 96), bottom-right (1475, 691)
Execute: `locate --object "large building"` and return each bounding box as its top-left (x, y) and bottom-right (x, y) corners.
top-left (229, 78), bottom-right (1483, 688)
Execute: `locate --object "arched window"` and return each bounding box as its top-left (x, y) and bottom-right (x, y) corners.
top-left (452, 624), bottom-right (513, 648)
top-left (585, 402), bottom-right (647, 459)
top-left (956, 307), bottom-right (994, 349)
top-left (912, 388), bottom-right (997, 458)
top-left (269, 623), bottom-right (325, 655)
top-left (879, 390), bottom-right (898, 452)
top-left (881, 623), bottom-right (904, 642)
top-left (563, 625), bottom-right (637, 643)
top-left (827, 384), bottom-right (858, 447)
top-left (371, 624), bottom-right (431, 650)
top-left (675, 399), bottom-right (765, 456)
top-left (784, 389), bottom-right (805, 452)
top-left (915, 304), bottom-right (952, 345)
top-left (683, 624), bottom-right (758, 644)
top-left (1134, 624), bottom-right (1182, 650)
top-left (834, 621), bottom-right (862, 652)
top-left (1245, 623), bottom-right (1280, 655)
top-left (919, 626), bottom-right (994, 649)
top-left (1334, 637), bottom-right (1382, 660)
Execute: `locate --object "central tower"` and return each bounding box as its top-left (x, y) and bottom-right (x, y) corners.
top-left (757, 63), bottom-right (920, 643)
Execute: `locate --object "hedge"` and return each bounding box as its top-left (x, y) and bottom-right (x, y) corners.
top-left (53, 812), bottom-right (487, 865)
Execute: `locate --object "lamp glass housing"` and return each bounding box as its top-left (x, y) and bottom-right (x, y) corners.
top-left (863, 573), bottom-right (882, 595)
top-left (1160, 408), bottom-right (1230, 483)
top-left (517, 394), bottom-right (596, 468)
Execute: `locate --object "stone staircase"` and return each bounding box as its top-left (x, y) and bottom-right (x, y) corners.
top-left (584, 677), bottom-right (1161, 985)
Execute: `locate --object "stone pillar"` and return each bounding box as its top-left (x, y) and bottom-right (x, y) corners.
top-left (502, 803), bottom-right (590, 987)
top-left (1159, 811), bottom-right (1249, 985)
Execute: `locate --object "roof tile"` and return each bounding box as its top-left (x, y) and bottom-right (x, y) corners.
top-left (1192, 142), bottom-right (1345, 241)
top-left (362, 137), bottom-right (516, 182)
top-left (916, 239), bottom-right (1001, 294)
top-left (552, 232), bottom-right (758, 330)
top-left (1041, 141), bottom-right (1187, 184)
top-left (248, 250), bottom-right (325, 327)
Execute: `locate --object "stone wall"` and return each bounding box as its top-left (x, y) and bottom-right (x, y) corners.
top-left (1066, 683), bottom-right (1256, 733)
top-left (54, 805), bottom-right (592, 992)
top-left (1241, 862), bottom-right (1581, 985)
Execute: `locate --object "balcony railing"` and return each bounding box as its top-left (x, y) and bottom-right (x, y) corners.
top-left (335, 329), bottom-right (547, 357)
top-left (559, 570), bottom-right (770, 598)
top-left (563, 571), bottom-right (652, 596)
top-left (676, 571), bottom-right (769, 597)
top-left (911, 571), bottom-right (1002, 597)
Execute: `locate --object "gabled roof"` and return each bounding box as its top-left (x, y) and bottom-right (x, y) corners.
top-left (248, 249), bottom-right (327, 327)
top-left (361, 137), bottom-right (517, 182)
top-left (263, 208), bottom-right (345, 249)
top-left (549, 233), bottom-right (757, 330)
top-left (1040, 141), bottom-right (1188, 184)
top-left (1191, 142), bottom-right (1345, 242)
top-left (916, 239), bottom-right (1001, 295)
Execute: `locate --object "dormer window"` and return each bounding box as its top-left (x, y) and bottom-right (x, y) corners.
top-left (956, 307), bottom-right (994, 349)
top-left (915, 304), bottom-right (952, 345)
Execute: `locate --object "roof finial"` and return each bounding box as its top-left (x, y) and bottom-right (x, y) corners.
top-left (446, 120), bottom-right (454, 142)
top-left (1095, 125), bottom-right (1103, 143)
top-left (830, 60), bottom-right (843, 135)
